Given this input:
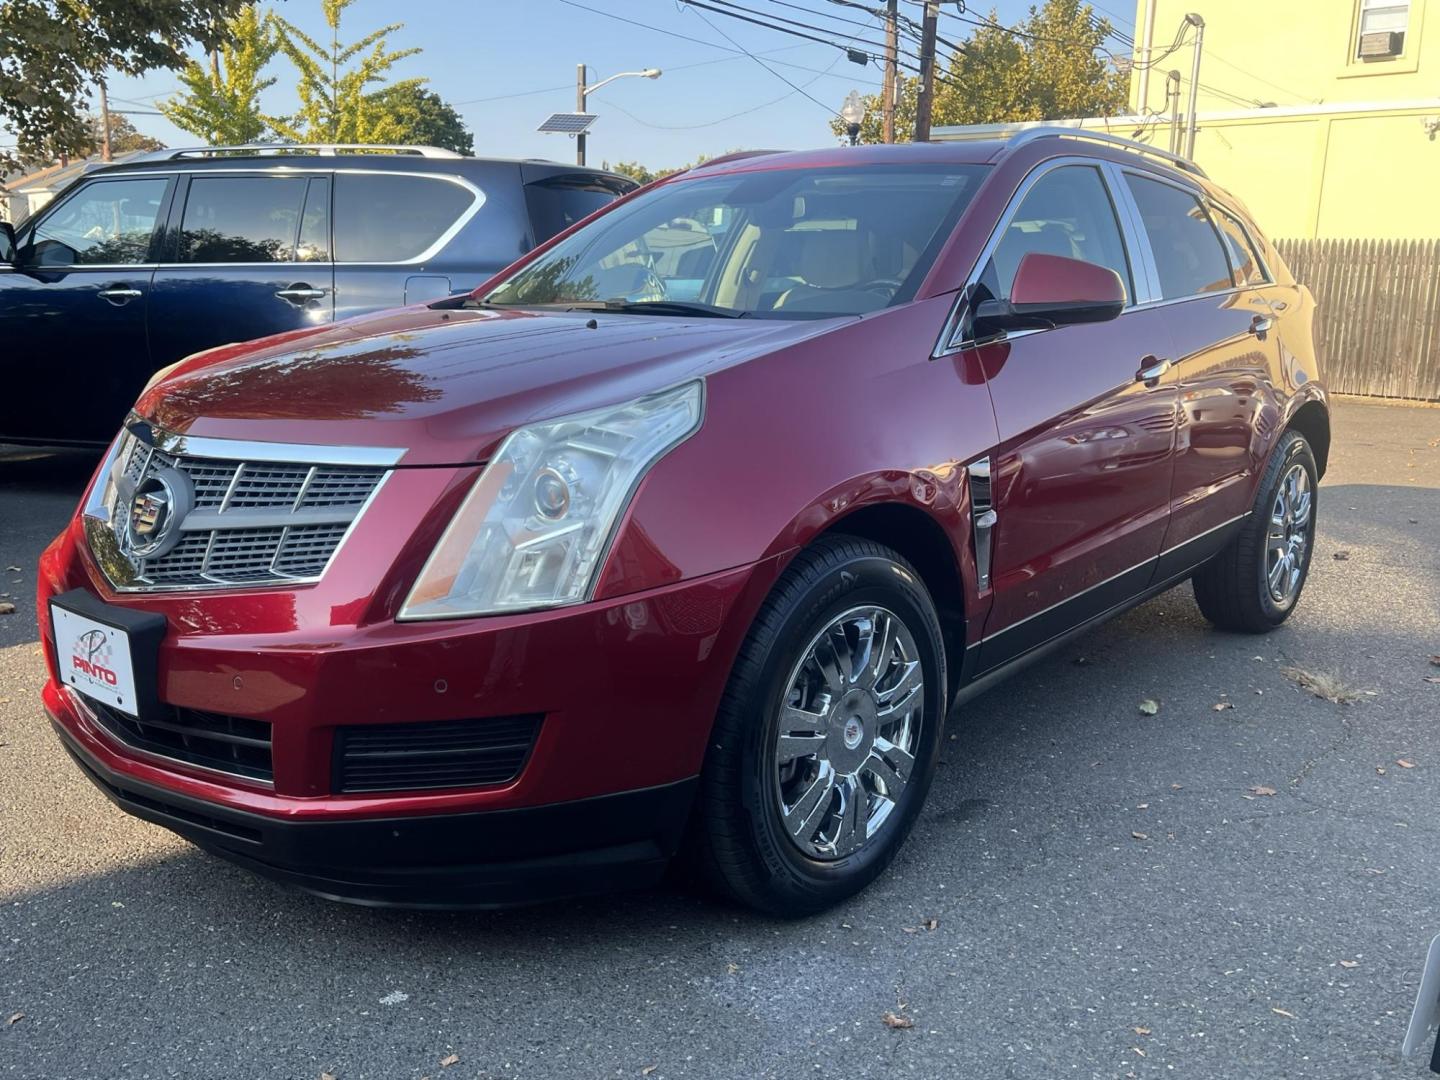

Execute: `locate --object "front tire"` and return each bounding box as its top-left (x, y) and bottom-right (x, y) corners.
top-left (1192, 430), bottom-right (1318, 633)
top-left (693, 536), bottom-right (947, 916)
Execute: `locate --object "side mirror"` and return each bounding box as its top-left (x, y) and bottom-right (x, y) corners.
top-left (0, 221), bottom-right (14, 265)
top-left (973, 252), bottom-right (1125, 338)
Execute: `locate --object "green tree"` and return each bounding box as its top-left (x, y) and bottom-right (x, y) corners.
top-left (159, 4), bottom-right (279, 144)
top-left (834, 0), bottom-right (1128, 144)
top-left (0, 0), bottom-right (248, 170)
top-left (372, 84), bottom-right (472, 155)
top-left (85, 111), bottom-right (166, 154)
top-left (269, 0), bottom-right (423, 144)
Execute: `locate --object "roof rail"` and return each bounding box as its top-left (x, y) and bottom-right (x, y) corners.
top-left (135, 143), bottom-right (464, 162)
top-left (941, 123), bottom-right (1206, 178)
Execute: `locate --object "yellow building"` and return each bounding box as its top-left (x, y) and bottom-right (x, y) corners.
top-left (1125, 0), bottom-right (1439, 239)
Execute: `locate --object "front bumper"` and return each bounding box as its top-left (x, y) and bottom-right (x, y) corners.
top-left (53, 719), bottom-right (695, 907)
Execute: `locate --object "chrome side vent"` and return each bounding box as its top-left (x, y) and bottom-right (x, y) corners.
top-left (968, 456), bottom-right (998, 591)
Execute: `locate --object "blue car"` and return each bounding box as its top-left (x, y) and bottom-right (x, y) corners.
top-left (0, 144), bottom-right (635, 445)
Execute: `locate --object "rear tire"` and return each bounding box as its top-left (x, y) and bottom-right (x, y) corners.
top-left (692, 535), bottom-right (947, 916)
top-left (1192, 430), bottom-right (1318, 633)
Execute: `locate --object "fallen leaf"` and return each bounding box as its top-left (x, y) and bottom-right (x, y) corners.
top-left (1250, 785), bottom-right (1277, 797)
top-left (440, 1055), bottom-right (460, 1068)
top-left (1132, 1047), bottom-right (1147, 1057)
top-left (3, 566), bottom-right (18, 572)
top-left (1213, 701), bottom-right (1234, 711)
top-left (1138, 699), bottom-right (1160, 716)
top-left (901, 926), bottom-right (917, 934)
top-left (1424, 676), bottom-right (1440, 685)
top-left (1377, 767), bottom-right (1387, 776)
top-left (642, 1067), bottom-right (659, 1077)
top-left (1429, 655), bottom-right (1440, 667)
top-left (1133, 1026), bottom-right (1151, 1036)
top-left (1340, 960), bottom-right (1359, 969)
top-left (5, 1012), bottom-right (22, 1026)
top-left (1271, 1007), bottom-right (1296, 1019)
top-left (1333, 550), bottom-right (1351, 561)
top-left (1132, 831), bottom-right (1149, 841)
top-left (725, 962), bottom-right (740, 975)
top-left (923, 917), bottom-right (939, 931)
top-left (1171, 783), bottom-right (1183, 790)
top-left (1397, 759), bottom-right (1416, 769)
top-left (881, 1011), bottom-right (914, 1030)
top-left (1137, 803), bottom-right (1149, 810)
top-left (322, 1073), bottom-right (336, 1080)
top-left (0, 602), bottom-right (15, 616)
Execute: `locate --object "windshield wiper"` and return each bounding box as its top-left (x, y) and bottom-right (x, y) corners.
top-left (564, 299), bottom-right (746, 319)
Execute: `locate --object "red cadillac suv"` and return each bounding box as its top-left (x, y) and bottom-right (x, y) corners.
top-left (38, 130), bottom-right (1329, 915)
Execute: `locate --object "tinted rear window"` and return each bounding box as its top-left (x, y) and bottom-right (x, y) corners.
top-left (179, 176), bottom-right (308, 263)
top-left (333, 173), bottom-right (476, 262)
top-left (525, 181), bottom-right (621, 243)
top-left (1124, 174), bottom-right (1233, 299)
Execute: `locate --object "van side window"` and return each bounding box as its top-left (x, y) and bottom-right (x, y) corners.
top-left (333, 174), bottom-right (475, 262)
top-left (297, 177), bottom-right (330, 263)
top-left (525, 179), bottom-right (621, 243)
top-left (981, 165), bottom-right (1132, 304)
top-left (179, 176), bottom-right (308, 263)
top-left (1211, 205), bottom-right (1269, 286)
top-left (1124, 174), bottom-right (1233, 298)
top-left (27, 178), bottom-right (168, 267)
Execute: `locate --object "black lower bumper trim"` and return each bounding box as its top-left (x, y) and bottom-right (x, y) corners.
top-left (54, 720), bottom-right (697, 909)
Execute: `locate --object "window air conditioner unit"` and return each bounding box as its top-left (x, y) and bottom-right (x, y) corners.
top-left (1358, 30), bottom-right (1404, 58)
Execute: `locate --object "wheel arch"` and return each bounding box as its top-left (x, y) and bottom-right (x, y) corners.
top-left (1285, 397), bottom-right (1331, 478)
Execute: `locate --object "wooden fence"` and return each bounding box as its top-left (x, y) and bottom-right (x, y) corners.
top-left (1275, 238), bottom-right (1440, 402)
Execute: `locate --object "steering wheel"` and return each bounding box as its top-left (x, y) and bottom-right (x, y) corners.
top-left (633, 265), bottom-right (668, 302)
top-left (857, 277), bottom-right (904, 295)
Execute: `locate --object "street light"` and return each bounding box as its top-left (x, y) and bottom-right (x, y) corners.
top-left (840, 90), bottom-right (867, 146)
top-left (574, 65), bottom-right (662, 166)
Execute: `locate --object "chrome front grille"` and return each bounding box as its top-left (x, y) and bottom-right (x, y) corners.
top-left (85, 423), bottom-right (397, 593)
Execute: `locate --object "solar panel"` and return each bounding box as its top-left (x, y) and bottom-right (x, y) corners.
top-left (538, 112), bottom-right (598, 134)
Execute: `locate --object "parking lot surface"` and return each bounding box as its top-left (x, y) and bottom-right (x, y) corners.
top-left (2, 399), bottom-right (1438, 1080)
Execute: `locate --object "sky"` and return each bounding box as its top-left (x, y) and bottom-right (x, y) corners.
top-left (89, 0), bottom-right (1139, 170)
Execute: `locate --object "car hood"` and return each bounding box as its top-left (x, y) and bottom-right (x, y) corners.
top-left (140, 305), bottom-right (844, 465)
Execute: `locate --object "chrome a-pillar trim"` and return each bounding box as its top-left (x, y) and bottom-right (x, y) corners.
top-left (968, 456), bottom-right (997, 591)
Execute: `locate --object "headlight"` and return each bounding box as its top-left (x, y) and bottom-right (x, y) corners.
top-left (400, 381), bottom-right (704, 619)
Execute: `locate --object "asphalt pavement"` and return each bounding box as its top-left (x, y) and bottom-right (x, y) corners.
top-left (2, 398), bottom-right (1438, 1080)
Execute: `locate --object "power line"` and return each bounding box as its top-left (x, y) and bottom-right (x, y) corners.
top-left (681, 0), bottom-right (890, 61)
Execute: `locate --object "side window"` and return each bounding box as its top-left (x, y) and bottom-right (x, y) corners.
top-left (297, 177), bottom-right (330, 263)
top-left (179, 176), bottom-right (308, 263)
top-left (1124, 174), bottom-right (1233, 298)
top-left (1211, 205), bottom-right (1269, 286)
top-left (981, 165), bottom-right (1132, 304)
top-left (333, 174), bottom-right (476, 262)
top-left (525, 180), bottom-right (622, 243)
top-left (26, 178), bottom-right (168, 267)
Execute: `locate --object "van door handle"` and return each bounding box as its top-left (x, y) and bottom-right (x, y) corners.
top-left (1136, 356), bottom-right (1171, 385)
top-left (97, 285), bottom-right (143, 304)
top-left (276, 284), bottom-right (328, 305)
top-left (1249, 314), bottom-right (1274, 336)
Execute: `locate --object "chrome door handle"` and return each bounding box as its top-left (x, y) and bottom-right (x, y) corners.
top-left (1250, 314), bottom-right (1274, 336)
top-left (275, 285), bottom-right (328, 303)
top-left (97, 286), bottom-right (142, 303)
top-left (1136, 356), bottom-right (1171, 385)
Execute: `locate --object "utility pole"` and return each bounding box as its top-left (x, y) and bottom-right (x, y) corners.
top-left (1135, 0), bottom-right (1157, 113)
top-left (882, 0), bottom-right (898, 143)
top-left (912, 1), bottom-right (939, 142)
top-left (97, 80), bottom-right (113, 162)
top-left (1183, 13), bottom-right (1205, 160)
top-left (576, 63), bottom-right (588, 166)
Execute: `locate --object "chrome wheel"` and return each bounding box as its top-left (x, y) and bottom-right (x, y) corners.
top-left (1266, 462), bottom-right (1312, 604)
top-left (772, 605), bottom-right (924, 861)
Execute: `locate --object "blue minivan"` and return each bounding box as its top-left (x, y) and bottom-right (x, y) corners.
top-left (0, 144), bottom-right (635, 445)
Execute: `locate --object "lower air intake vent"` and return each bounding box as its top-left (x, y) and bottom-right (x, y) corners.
top-left (333, 715), bottom-right (542, 793)
top-left (80, 693), bottom-right (273, 783)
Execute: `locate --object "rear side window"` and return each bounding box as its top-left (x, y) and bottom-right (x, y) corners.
top-left (982, 164), bottom-right (1132, 303)
top-left (179, 176), bottom-right (308, 263)
top-left (525, 181), bottom-right (621, 243)
top-left (296, 177), bottom-right (330, 263)
top-left (1124, 174), bottom-right (1233, 298)
top-left (333, 173), bottom-right (476, 262)
top-left (28, 177), bottom-right (168, 266)
top-left (1211, 205), bottom-right (1269, 286)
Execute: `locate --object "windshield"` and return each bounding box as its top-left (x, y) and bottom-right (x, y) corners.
top-left (481, 163), bottom-right (988, 319)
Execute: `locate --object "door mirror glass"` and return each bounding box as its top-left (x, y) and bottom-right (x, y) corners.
top-left (973, 252), bottom-right (1125, 336)
top-left (0, 221), bottom-right (14, 264)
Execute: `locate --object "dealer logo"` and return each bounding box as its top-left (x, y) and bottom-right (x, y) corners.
top-left (71, 628), bottom-right (118, 686)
